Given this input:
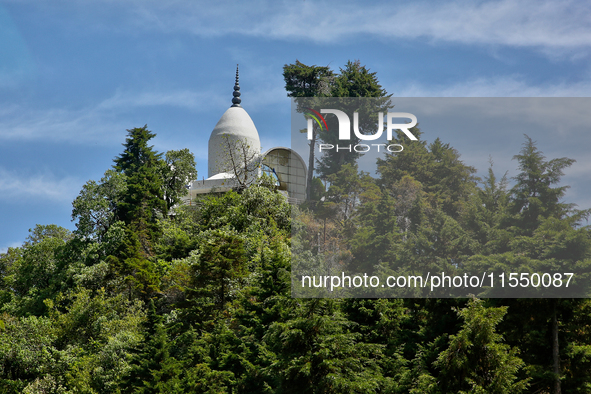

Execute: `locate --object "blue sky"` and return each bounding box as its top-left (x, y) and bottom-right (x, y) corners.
top-left (1, 0), bottom-right (591, 252)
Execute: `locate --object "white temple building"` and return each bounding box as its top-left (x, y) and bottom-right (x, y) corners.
top-left (183, 66), bottom-right (307, 204)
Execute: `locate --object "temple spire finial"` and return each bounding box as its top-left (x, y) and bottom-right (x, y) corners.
top-left (231, 64), bottom-right (241, 107)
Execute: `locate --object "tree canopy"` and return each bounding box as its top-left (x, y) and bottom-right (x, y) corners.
top-left (1, 79), bottom-right (590, 394)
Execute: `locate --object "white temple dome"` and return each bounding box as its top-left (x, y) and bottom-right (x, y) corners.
top-left (207, 66), bottom-right (261, 177)
top-left (207, 105), bottom-right (261, 177)
top-left (184, 65), bottom-right (307, 204)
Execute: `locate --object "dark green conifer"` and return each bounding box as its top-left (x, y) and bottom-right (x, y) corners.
top-left (123, 300), bottom-right (184, 393)
top-left (112, 126), bottom-right (167, 297)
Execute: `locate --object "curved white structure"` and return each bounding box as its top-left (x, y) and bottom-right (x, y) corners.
top-left (184, 65), bottom-right (306, 205)
top-left (208, 106), bottom-right (261, 177)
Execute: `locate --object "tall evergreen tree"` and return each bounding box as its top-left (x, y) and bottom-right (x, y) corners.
top-left (179, 223), bottom-right (250, 327)
top-left (283, 60), bottom-right (335, 200)
top-left (316, 60), bottom-right (392, 179)
top-left (469, 136), bottom-right (591, 393)
top-left (509, 135), bottom-right (578, 235)
top-left (435, 299), bottom-right (529, 394)
top-left (114, 125), bottom-right (166, 257)
top-left (377, 134), bottom-right (477, 220)
top-left (264, 299), bottom-right (387, 393)
top-left (506, 136), bottom-right (589, 392)
top-left (463, 164), bottom-right (511, 254)
top-left (123, 300), bottom-right (184, 393)
top-left (284, 60), bottom-right (392, 194)
top-left (113, 126), bottom-right (167, 297)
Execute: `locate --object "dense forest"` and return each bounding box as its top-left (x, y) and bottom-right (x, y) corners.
top-left (1, 62), bottom-right (591, 393)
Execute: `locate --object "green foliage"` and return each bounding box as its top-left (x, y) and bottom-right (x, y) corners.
top-left (72, 169), bottom-right (127, 241)
top-left (4, 87), bottom-right (591, 394)
top-left (463, 165), bottom-right (511, 254)
top-left (264, 299), bottom-right (387, 393)
top-left (113, 125), bottom-right (167, 259)
top-left (156, 205), bottom-right (200, 261)
top-left (185, 229), bottom-right (248, 316)
top-left (48, 288), bottom-right (145, 393)
top-left (1, 225), bottom-right (72, 316)
top-left (332, 60), bottom-right (390, 98)
top-left (160, 148), bottom-right (197, 212)
top-left (435, 299), bottom-right (529, 393)
top-left (197, 186), bottom-right (290, 236)
top-left (378, 136), bottom-right (478, 220)
top-left (0, 314), bottom-right (68, 393)
top-left (510, 135), bottom-right (578, 234)
top-left (309, 176), bottom-right (325, 201)
top-left (316, 61), bottom-right (393, 179)
top-left (283, 60), bottom-right (334, 100)
top-left (123, 300), bottom-right (184, 393)
top-left (325, 163), bottom-right (364, 223)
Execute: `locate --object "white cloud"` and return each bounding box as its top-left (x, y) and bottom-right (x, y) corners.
top-left (394, 76), bottom-right (591, 97)
top-left (0, 167), bottom-right (82, 203)
top-left (0, 88), bottom-right (223, 144)
top-left (0, 76), bottom-right (287, 144)
top-left (8, 0), bottom-right (590, 52)
top-left (98, 88), bottom-right (225, 111)
top-left (0, 104), bottom-right (128, 144)
top-left (1, 77), bottom-right (589, 147)
top-left (114, 0), bottom-right (591, 52)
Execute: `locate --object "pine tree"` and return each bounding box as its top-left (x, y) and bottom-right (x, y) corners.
top-left (264, 299), bottom-right (387, 393)
top-left (113, 126), bottom-right (167, 297)
top-left (509, 135), bottom-right (577, 235)
top-left (435, 298), bottom-right (529, 394)
top-left (283, 60), bottom-right (335, 200)
top-left (114, 125), bottom-right (166, 258)
top-left (316, 61), bottom-right (392, 179)
top-left (377, 134), bottom-right (477, 220)
top-left (463, 164), bottom-right (511, 254)
top-left (182, 229), bottom-right (248, 324)
top-left (122, 300), bottom-right (184, 393)
top-left (467, 136), bottom-right (591, 392)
